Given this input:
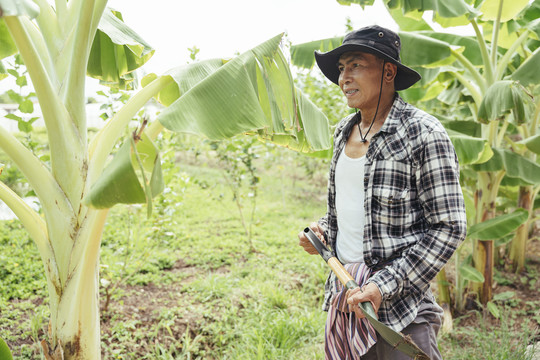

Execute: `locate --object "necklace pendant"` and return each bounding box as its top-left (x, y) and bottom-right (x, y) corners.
top-left (360, 138), bottom-right (368, 143)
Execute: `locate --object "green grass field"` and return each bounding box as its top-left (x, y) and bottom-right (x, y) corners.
top-left (0, 135), bottom-right (538, 359)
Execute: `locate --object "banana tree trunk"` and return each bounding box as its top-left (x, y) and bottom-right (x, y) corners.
top-left (436, 267), bottom-right (451, 306)
top-left (473, 172), bottom-right (499, 304)
top-left (436, 267), bottom-right (453, 333)
top-left (474, 239), bottom-right (493, 304)
top-left (41, 208), bottom-right (109, 360)
top-left (509, 185), bottom-right (532, 273)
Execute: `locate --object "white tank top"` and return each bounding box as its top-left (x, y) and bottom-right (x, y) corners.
top-left (335, 147), bottom-right (366, 264)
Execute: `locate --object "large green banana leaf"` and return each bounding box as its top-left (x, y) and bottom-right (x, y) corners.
top-left (385, 0), bottom-right (475, 19)
top-left (86, 34), bottom-right (330, 210)
top-left (87, 9), bottom-right (154, 89)
top-left (477, 81), bottom-right (531, 125)
top-left (141, 58), bottom-right (225, 107)
top-left (399, 31), bottom-right (451, 66)
top-left (83, 132), bottom-right (163, 210)
top-left (415, 31), bottom-right (483, 66)
top-left (523, 0), bottom-right (540, 24)
top-left (386, 6), bottom-right (432, 32)
top-left (467, 208), bottom-right (529, 240)
top-left (512, 47), bottom-right (540, 87)
top-left (472, 148), bottom-right (540, 185)
top-left (443, 120), bottom-right (481, 138)
top-left (447, 130), bottom-right (493, 165)
top-left (290, 37), bottom-right (343, 69)
top-left (157, 34), bottom-right (330, 152)
top-left (480, 0), bottom-right (530, 22)
top-left (0, 4), bottom-right (153, 87)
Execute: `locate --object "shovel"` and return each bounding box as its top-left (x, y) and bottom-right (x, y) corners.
top-left (303, 227), bottom-right (430, 360)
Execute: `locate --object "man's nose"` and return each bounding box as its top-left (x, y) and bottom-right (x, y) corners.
top-left (339, 69), bottom-right (351, 85)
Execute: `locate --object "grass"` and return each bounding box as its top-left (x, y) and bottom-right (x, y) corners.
top-left (440, 309), bottom-right (538, 360)
top-left (0, 134), bottom-right (538, 359)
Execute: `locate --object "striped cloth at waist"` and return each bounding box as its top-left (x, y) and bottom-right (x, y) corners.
top-left (325, 262), bottom-right (377, 360)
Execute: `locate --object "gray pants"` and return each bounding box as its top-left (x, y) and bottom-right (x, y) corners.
top-left (362, 298), bottom-right (443, 360)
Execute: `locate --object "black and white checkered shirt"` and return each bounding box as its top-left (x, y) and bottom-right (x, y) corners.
top-left (319, 95), bottom-right (467, 332)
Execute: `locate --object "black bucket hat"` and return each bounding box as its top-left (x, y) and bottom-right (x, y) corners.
top-left (314, 25), bottom-right (421, 91)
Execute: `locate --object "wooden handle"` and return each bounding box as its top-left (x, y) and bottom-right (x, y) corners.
top-left (327, 257), bottom-right (359, 289)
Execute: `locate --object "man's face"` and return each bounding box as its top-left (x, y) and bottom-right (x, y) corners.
top-left (337, 51), bottom-right (385, 110)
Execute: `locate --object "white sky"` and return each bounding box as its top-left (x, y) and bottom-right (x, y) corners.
top-left (106, 0), bottom-right (397, 75)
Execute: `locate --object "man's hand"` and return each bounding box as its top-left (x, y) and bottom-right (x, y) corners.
top-left (346, 282), bottom-right (383, 319)
top-left (298, 222), bottom-right (325, 255)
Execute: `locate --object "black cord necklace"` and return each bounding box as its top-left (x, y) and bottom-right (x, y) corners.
top-left (356, 60), bottom-right (386, 143)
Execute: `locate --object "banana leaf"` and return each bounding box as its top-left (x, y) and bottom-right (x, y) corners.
top-left (0, 337), bottom-right (12, 360)
top-left (87, 8), bottom-right (154, 89)
top-left (83, 132), bottom-right (163, 210)
top-left (0, 19), bottom-right (17, 60)
top-left (473, 148), bottom-right (540, 185)
top-left (512, 47), bottom-right (540, 87)
top-left (467, 208), bottom-right (529, 240)
top-left (477, 81), bottom-right (531, 125)
top-left (158, 34), bottom-right (331, 153)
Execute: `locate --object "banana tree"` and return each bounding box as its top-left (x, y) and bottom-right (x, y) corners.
top-left (0, 1), bottom-right (330, 358)
top-left (291, 0), bottom-right (540, 305)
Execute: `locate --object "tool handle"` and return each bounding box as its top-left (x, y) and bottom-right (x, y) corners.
top-left (327, 257), bottom-right (359, 291)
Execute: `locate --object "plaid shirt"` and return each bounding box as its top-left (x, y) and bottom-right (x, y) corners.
top-left (319, 95), bottom-right (467, 332)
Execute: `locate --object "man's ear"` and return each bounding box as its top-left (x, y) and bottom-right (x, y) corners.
top-left (384, 63), bottom-right (397, 82)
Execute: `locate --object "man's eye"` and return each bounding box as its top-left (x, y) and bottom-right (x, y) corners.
top-left (338, 66), bottom-right (345, 72)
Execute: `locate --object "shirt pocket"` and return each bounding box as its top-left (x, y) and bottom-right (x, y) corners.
top-left (372, 184), bottom-right (412, 234)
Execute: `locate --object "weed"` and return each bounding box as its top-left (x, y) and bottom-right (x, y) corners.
top-left (440, 310), bottom-right (538, 360)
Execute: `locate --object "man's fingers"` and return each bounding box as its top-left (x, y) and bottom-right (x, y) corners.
top-left (298, 231), bottom-right (318, 254)
top-left (308, 222), bottom-right (327, 244)
top-left (346, 287), bottom-right (364, 305)
top-left (347, 287), bottom-right (374, 318)
top-left (353, 306), bottom-right (366, 319)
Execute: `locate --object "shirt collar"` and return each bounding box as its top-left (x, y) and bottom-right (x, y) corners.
top-left (379, 94), bottom-right (406, 135)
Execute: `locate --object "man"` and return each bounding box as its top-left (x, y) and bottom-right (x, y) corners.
top-left (298, 25), bottom-right (467, 359)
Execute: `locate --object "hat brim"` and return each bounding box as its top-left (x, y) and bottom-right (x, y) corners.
top-left (314, 44), bottom-right (421, 91)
